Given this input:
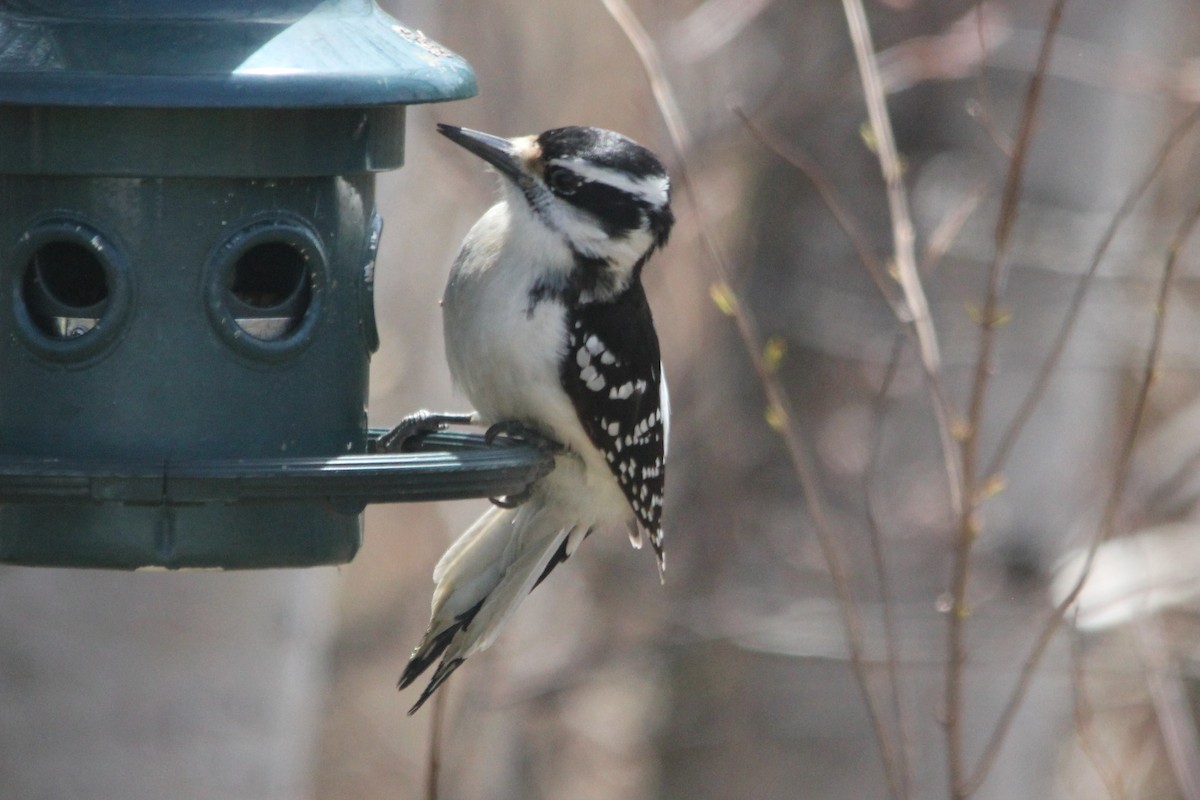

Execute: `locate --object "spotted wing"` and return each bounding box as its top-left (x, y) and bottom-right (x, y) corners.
top-left (560, 283), bottom-right (667, 569)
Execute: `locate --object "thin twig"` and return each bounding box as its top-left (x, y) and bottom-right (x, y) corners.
top-left (840, 0), bottom-right (964, 525)
top-left (983, 107), bottom-right (1200, 481)
top-left (841, 0), bottom-right (939, 374)
top-left (971, 1), bottom-right (1013, 158)
top-left (734, 107), bottom-right (964, 528)
top-left (944, 2), bottom-right (1068, 797)
top-left (737, 108), bottom-right (1004, 800)
top-left (864, 331), bottom-right (917, 800)
top-left (425, 688), bottom-right (447, 800)
top-left (733, 108), bottom-right (902, 315)
top-left (962, 196), bottom-right (1200, 797)
top-left (597, 2), bottom-right (907, 797)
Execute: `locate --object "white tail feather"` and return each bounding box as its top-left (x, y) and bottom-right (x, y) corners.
top-left (401, 494), bottom-right (575, 711)
top-left (429, 506), bottom-right (510, 613)
top-left (433, 505), bottom-right (506, 584)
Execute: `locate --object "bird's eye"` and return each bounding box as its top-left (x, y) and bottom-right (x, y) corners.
top-left (546, 167), bottom-right (582, 196)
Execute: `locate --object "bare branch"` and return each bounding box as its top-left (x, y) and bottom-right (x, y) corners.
top-left (598, 1), bottom-right (907, 796)
top-left (733, 108), bottom-right (901, 314)
top-left (840, 3), bottom-right (965, 583)
top-left (948, 2), bottom-right (1069, 797)
top-left (865, 332), bottom-right (917, 800)
top-left (969, 1), bottom-right (1013, 158)
top-left (425, 689), bottom-right (447, 800)
top-left (734, 106), bottom-right (965, 541)
top-left (963, 195), bottom-right (1200, 797)
top-left (984, 107), bottom-right (1200, 481)
top-left (840, 0), bottom-right (942, 381)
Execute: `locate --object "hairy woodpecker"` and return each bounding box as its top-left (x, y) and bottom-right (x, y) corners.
top-left (392, 123), bottom-right (674, 714)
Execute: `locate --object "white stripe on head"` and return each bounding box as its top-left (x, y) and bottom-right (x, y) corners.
top-left (550, 158), bottom-right (670, 208)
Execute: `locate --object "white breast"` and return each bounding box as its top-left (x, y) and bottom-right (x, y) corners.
top-left (441, 200), bottom-right (638, 530)
top-left (441, 202), bottom-right (588, 455)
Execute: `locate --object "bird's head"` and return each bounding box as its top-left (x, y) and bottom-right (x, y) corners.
top-left (438, 124), bottom-right (673, 301)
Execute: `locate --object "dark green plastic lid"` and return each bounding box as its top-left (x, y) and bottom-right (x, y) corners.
top-left (0, 0), bottom-right (477, 108)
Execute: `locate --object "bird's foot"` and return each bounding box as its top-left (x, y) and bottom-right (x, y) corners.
top-left (377, 410), bottom-right (477, 453)
top-left (489, 492), bottom-right (529, 509)
top-left (483, 419), bottom-right (565, 453)
top-left (484, 420), bottom-right (564, 508)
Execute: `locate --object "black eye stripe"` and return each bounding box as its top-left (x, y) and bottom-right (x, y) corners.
top-left (564, 181), bottom-right (645, 235)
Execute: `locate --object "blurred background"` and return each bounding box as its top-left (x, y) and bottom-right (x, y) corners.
top-left (6, 0), bottom-right (1200, 798)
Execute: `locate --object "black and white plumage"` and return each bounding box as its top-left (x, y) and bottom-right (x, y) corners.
top-left (396, 124), bottom-right (674, 713)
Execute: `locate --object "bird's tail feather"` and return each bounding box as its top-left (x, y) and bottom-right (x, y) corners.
top-left (400, 498), bottom-right (575, 713)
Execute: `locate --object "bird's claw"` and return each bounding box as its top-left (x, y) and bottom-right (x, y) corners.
top-left (489, 489), bottom-right (532, 509)
top-left (483, 420), bottom-right (565, 453)
top-left (378, 410), bottom-right (475, 453)
top-left (484, 420), bottom-right (563, 508)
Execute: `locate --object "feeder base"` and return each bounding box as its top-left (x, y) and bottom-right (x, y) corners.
top-left (0, 503), bottom-right (361, 570)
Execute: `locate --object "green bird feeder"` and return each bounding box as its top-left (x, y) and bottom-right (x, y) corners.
top-left (0, 1), bottom-right (552, 569)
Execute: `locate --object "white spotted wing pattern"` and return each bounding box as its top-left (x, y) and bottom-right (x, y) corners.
top-left (560, 282), bottom-right (667, 571)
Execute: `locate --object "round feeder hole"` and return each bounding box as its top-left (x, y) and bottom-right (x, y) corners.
top-left (227, 241), bottom-right (312, 341)
top-left (22, 240), bottom-right (110, 339)
top-left (207, 220), bottom-right (326, 360)
top-left (10, 220), bottom-right (130, 361)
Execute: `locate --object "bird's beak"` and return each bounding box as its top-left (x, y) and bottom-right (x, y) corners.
top-left (437, 124), bottom-right (525, 183)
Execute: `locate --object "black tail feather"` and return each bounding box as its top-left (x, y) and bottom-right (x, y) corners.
top-left (398, 625), bottom-right (459, 691)
top-left (531, 527), bottom-right (591, 591)
top-left (408, 658), bottom-right (465, 715)
top-left (398, 598), bottom-right (484, 694)
top-left (400, 527), bottom-right (592, 714)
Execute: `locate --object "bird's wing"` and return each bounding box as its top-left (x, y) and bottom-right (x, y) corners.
top-left (559, 281), bottom-right (667, 569)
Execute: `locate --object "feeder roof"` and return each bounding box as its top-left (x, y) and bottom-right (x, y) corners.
top-left (0, 0), bottom-right (477, 107)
